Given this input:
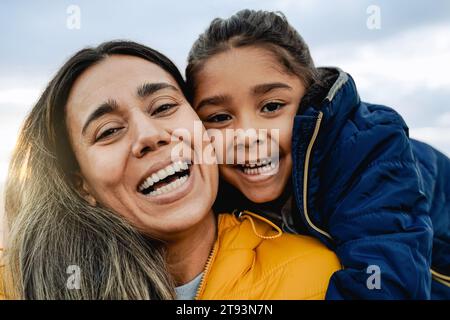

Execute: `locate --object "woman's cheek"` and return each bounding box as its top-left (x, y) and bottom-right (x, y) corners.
top-left (86, 145), bottom-right (129, 187)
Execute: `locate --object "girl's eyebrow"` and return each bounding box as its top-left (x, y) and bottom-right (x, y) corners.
top-left (196, 94), bottom-right (230, 110)
top-left (252, 82), bottom-right (293, 95)
top-left (195, 82), bottom-right (292, 111)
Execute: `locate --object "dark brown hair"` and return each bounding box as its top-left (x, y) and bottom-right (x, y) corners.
top-left (186, 9), bottom-right (319, 100)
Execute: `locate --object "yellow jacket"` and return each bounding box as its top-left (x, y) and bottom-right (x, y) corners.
top-left (196, 211), bottom-right (341, 299)
top-left (0, 212), bottom-right (341, 300)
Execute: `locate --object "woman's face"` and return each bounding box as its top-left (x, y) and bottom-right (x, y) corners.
top-left (192, 46), bottom-right (306, 203)
top-left (65, 55), bottom-right (218, 240)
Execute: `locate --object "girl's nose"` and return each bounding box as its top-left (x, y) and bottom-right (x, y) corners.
top-left (234, 119), bottom-right (267, 149)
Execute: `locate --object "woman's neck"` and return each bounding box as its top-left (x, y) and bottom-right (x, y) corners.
top-left (165, 210), bottom-right (217, 286)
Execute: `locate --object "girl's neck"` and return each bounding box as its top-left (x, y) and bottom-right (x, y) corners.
top-left (165, 210), bottom-right (217, 286)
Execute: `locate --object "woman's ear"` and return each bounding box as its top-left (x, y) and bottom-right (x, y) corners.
top-left (73, 173), bottom-right (97, 207)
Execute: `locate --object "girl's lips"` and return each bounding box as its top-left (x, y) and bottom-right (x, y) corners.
top-left (233, 158), bottom-right (281, 183)
top-left (136, 164), bottom-right (196, 205)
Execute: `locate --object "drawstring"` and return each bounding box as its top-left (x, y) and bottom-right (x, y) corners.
top-left (236, 210), bottom-right (283, 240)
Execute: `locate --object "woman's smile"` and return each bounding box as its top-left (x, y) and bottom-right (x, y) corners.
top-left (136, 158), bottom-right (196, 205)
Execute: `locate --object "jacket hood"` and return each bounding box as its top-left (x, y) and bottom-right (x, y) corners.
top-left (298, 67), bottom-right (362, 158)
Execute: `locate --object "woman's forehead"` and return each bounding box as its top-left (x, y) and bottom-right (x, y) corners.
top-left (70, 55), bottom-right (177, 101)
top-left (68, 56), bottom-right (177, 104)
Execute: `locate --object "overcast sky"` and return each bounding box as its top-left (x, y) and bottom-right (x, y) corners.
top-left (1, 1), bottom-right (450, 240)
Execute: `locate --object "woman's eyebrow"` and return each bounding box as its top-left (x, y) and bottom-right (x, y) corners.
top-left (252, 82), bottom-right (293, 95)
top-left (81, 83), bottom-right (180, 136)
top-left (136, 82), bottom-right (179, 99)
top-left (82, 99), bottom-right (119, 136)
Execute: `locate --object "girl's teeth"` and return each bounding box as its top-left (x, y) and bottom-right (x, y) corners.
top-left (242, 162), bottom-right (277, 175)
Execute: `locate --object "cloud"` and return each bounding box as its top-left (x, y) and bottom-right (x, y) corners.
top-left (437, 112), bottom-right (450, 126)
top-left (2, 0), bottom-right (450, 73)
top-left (0, 88), bottom-right (42, 107)
top-left (410, 127), bottom-right (450, 157)
top-left (313, 23), bottom-right (450, 88)
top-left (0, 0), bottom-right (449, 186)
top-left (312, 22), bottom-right (450, 146)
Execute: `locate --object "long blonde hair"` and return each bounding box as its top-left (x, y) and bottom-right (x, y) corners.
top-left (1, 41), bottom-right (188, 299)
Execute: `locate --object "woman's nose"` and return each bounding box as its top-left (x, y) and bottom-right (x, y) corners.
top-left (131, 119), bottom-right (171, 158)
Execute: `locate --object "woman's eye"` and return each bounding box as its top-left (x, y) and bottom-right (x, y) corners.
top-left (96, 127), bottom-right (123, 142)
top-left (152, 103), bottom-right (177, 116)
top-left (206, 114), bottom-right (232, 123)
top-left (261, 102), bottom-right (285, 113)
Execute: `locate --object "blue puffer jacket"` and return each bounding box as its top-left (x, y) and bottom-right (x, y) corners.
top-left (292, 67), bottom-right (450, 299)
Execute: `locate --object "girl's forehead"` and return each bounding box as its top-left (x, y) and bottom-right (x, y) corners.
top-left (194, 46), bottom-right (300, 94)
top-left (200, 46), bottom-right (287, 76)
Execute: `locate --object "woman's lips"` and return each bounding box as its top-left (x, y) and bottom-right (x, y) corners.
top-left (137, 164), bottom-right (196, 205)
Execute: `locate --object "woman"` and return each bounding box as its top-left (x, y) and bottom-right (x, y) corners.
top-left (0, 41), bottom-right (340, 299)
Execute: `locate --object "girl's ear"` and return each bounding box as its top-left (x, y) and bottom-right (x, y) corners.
top-left (73, 173), bottom-right (97, 207)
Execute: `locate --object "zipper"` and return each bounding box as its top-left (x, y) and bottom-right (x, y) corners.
top-left (431, 269), bottom-right (450, 287)
top-left (301, 112), bottom-right (450, 279)
top-left (194, 211), bottom-right (282, 300)
top-left (194, 240), bottom-right (219, 300)
top-left (302, 111), bottom-right (333, 240)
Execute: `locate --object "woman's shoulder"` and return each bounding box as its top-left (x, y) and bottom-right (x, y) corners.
top-left (205, 212), bottom-right (341, 299)
top-left (256, 231), bottom-right (342, 298)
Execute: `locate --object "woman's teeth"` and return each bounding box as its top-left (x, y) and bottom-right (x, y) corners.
top-left (148, 175), bottom-right (188, 196)
top-left (241, 160), bottom-right (277, 175)
top-left (139, 160), bottom-right (189, 195)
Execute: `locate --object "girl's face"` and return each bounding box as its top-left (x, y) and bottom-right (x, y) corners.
top-left (193, 46), bottom-right (306, 203)
top-left (65, 55), bottom-right (218, 240)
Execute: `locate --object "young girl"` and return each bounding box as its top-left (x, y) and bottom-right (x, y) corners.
top-left (186, 9), bottom-right (450, 299)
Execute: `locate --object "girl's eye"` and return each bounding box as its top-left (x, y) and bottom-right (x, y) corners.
top-left (206, 113), bottom-right (232, 123)
top-left (96, 127), bottom-right (124, 142)
top-left (152, 103), bottom-right (178, 116)
top-left (261, 102), bottom-right (285, 113)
